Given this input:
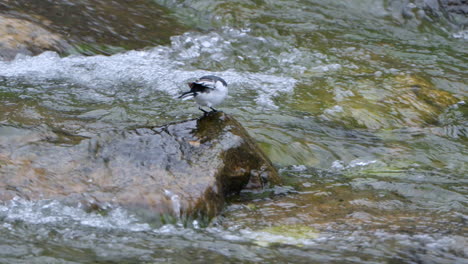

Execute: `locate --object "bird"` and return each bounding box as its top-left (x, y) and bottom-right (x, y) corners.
top-left (178, 75), bottom-right (228, 113)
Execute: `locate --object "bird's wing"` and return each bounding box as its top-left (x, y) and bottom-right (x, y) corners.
top-left (194, 79), bottom-right (217, 90)
top-left (188, 79), bottom-right (216, 93)
top-left (199, 75), bottom-right (228, 87)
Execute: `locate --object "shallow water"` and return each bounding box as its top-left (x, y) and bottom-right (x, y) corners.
top-left (1, 0), bottom-right (467, 263)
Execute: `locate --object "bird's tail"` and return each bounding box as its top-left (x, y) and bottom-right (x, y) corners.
top-left (178, 91), bottom-right (195, 101)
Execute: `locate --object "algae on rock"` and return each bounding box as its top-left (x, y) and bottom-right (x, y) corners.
top-left (0, 112), bottom-right (280, 223)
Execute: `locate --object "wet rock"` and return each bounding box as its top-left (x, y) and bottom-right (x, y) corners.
top-left (426, 0), bottom-right (468, 27)
top-left (0, 112), bottom-right (280, 222)
top-left (1, 0), bottom-right (188, 55)
top-left (0, 15), bottom-right (70, 60)
top-left (388, 0), bottom-right (468, 28)
top-left (436, 0), bottom-right (468, 16)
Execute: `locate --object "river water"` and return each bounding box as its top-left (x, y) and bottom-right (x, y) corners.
top-left (0, 0), bottom-right (467, 263)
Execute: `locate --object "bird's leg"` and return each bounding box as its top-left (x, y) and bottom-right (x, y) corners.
top-left (198, 106), bottom-right (209, 114)
top-left (209, 107), bottom-right (218, 112)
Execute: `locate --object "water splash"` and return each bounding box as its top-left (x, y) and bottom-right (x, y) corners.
top-left (164, 189), bottom-right (181, 220)
top-left (452, 30), bottom-right (468, 40)
top-left (0, 27), bottom-right (297, 110)
top-left (0, 197), bottom-right (150, 231)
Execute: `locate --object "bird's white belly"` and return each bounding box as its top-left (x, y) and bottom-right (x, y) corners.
top-left (195, 90), bottom-right (227, 107)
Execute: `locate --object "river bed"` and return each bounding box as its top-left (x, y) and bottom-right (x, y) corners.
top-left (0, 0), bottom-right (467, 263)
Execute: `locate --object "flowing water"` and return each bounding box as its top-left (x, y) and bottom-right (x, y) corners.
top-left (0, 0), bottom-right (467, 263)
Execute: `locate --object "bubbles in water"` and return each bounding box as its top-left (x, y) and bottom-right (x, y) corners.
top-left (291, 165), bottom-right (308, 171)
top-left (0, 27), bottom-right (298, 109)
top-left (331, 159), bottom-right (379, 171)
top-left (452, 30), bottom-right (468, 40)
top-left (0, 197), bottom-right (151, 231)
top-left (323, 105), bottom-right (344, 114)
top-left (311, 63), bottom-right (342, 72)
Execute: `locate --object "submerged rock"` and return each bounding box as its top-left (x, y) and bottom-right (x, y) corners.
top-left (0, 15), bottom-right (70, 60)
top-left (0, 112), bottom-right (280, 222)
top-left (319, 74), bottom-right (459, 130)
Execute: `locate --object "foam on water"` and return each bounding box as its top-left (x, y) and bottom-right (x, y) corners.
top-left (0, 197), bottom-right (209, 236)
top-left (0, 197), bottom-right (150, 232)
top-left (331, 159), bottom-right (380, 171)
top-left (452, 30), bottom-right (468, 40)
top-left (0, 27), bottom-right (297, 109)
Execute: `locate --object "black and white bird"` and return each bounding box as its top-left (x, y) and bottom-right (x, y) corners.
top-left (178, 75), bottom-right (228, 113)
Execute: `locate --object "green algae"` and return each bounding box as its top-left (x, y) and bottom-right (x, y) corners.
top-left (250, 225), bottom-right (319, 247)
